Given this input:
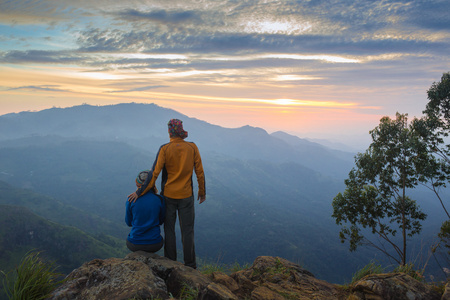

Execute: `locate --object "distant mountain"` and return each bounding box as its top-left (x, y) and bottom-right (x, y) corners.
top-left (0, 103), bottom-right (445, 283)
top-left (306, 137), bottom-right (362, 153)
top-left (0, 103), bottom-right (178, 141)
top-left (0, 103), bottom-right (354, 178)
top-left (270, 131), bottom-right (355, 173)
top-left (0, 135), bottom-right (365, 283)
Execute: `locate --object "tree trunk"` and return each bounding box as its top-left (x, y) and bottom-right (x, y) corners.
top-left (401, 172), bottom-right (407, 266)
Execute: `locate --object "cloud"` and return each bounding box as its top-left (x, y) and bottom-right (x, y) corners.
top-left (0, 0), bottom-right (448, 129)
top-left (106, 85), bottom-right (168, 93)
top-left (7, 85), bottom-right (68, 92)
top-left (113, 9), bottom-right (203, 25)
top-left (403, 1), bottom-right (450, 31)
top-left (74, 26), bottom-right (444, 57)
top-left (57, 0), bottom-right (446, 59)
top-left (0, 0), bottom-right (78, 25)
top-left (0, 50), bottom-right (82, 64)
top-left (2, 0), bottom-right (449, 59)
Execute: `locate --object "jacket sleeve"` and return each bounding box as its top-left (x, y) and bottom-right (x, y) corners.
top-left (193, 143), bottom-right (206, 197)
top-left (159, 196), bottom-right (166, 225)
top-left (136, 145), bottom-right (165, 197)
top-left (125, 201), bottom-right (132, 227)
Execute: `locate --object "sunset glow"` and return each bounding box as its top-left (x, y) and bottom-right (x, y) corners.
top-left (0, 0), bottom-right (448, 149)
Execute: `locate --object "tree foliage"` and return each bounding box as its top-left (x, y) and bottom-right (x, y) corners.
top-left (419, 72), bottom-right (450, 259)
top-left (425, 72), bottom-right (450, 133)
top-left (413, 72), bottom-right (450, 218)
top-left (332, 113), bottom-right (430, 265)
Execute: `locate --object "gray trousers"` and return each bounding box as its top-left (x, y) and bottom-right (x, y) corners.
top-left (164, 195), bottom-right (196, 268)
top-left (126, 239), bottom-right (163, 253)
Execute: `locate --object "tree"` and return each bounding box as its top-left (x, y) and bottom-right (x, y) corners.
top-left (332, 113), bottom-right (429, 265)
top-left (412, 116), bottom-right (450, 219)
top-left (413, 72), bottom-right (450, 218)
top-left (425, 72), bottom-right (450, 135)
top-left (417, 72), bottom-right (450, 257)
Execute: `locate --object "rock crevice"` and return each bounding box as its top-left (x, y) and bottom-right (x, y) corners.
top-left (51, 253), bottom-right (444, 300)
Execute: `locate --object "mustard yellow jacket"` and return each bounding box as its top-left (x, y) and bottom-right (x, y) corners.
top-left (138, 137), bottom-right (205, 199)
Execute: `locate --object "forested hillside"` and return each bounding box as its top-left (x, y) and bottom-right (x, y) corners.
top-left (0, 181), bottom-right (128, 242)
top-left (0, 103), bottom-right (446, 283)
top-left (0, 205), bottom-right (128, 274)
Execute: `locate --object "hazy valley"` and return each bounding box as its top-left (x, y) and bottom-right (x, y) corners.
top-left (0, 103), bottom-right (447, 287)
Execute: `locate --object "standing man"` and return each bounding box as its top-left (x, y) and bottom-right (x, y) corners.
top-left (128, 119), bottom-right (206, 269)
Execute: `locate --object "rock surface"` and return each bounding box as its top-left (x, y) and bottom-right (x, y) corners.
top-left (229, 256), bottom-right (347, 299)
top-left (350, 273), bottom-right (441, 300)
top-left (443, 282), bottom-right (450, 300)
top-left (51, 253), bottom-right (444, 300)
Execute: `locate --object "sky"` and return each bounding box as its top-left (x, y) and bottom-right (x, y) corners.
top-left (0, 0), bottom-right (449, 149)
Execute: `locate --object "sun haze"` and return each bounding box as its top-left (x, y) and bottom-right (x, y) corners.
top-left (0, 0), bottom-right (449, 149)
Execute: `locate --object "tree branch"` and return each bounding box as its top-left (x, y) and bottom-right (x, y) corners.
top-left (419, 180), bottom-right (450, 219)
top-left (374, 218), bottom-right (403, 261)
top-left (363, 237), bottom-right (401, 265)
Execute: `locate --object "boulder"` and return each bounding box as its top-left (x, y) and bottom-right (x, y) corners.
top-left (198, 282), bottom-right (238, 300)
top-left (207, 271), bottom-right (240, 293)
top-left (50, 253), bottom-right (445, 300)
top-left (228, 256), bottom-right (347, 299)
top-left (51, 252), bottom-right (236, 300)
top-left (50, 257), bottom-right (168, 300)
top-left (251, 286), bottom-right (285, 300)
top-left (351, 273), bottom-right (441, 300)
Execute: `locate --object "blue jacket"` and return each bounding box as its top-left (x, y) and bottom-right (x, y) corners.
top-left (125, 192), bottom-right (165, 245)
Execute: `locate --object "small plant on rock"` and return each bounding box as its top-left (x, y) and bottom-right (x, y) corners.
top-left (178, 282), bottom-right (198, 300)
top-left (393, 263), bottom-right (424, 281)
top-left (198, 262), bottom-right (226, 275)
top-left (1, 250), bottom-right (64, 300)
top-left (351, 261), bottom-right (385, 284)
top-left (229, 261), bottom-right (251, 273)
top-left (267, 258), bottom-right (291, 276)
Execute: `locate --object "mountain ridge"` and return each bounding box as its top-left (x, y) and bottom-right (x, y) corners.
top-left (0, 103), bottom-right (355, 178)
top-left (0, 102), bottom-right (445, 284)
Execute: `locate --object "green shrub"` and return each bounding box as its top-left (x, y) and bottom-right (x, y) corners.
top-left (198, 262), bottom-right (226, 275)
top-left (1, 251), bottom-right (64, 300)
top-left (228, 261), bottom-right (251, 273)
top-left (267, 258), bottom-right (291, 276)
top-left (179, 282), bottom-right (198, 300)
top-left (199, 259), bottom-right (251, 275)
top-left (393, 263), bottom-right (424, 281)
top-left (351, 261), bottom-right (385, 284)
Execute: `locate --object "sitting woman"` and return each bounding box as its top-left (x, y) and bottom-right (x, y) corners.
top-left (125, 170), bottom-right (165, 253)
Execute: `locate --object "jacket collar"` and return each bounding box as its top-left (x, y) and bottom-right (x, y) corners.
top-left (170, 137), bottom-right (185, 142)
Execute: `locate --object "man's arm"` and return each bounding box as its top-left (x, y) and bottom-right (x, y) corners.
top-left (193, 143), bottom-right (206, 201)
top-left (159, 196), bottom-right (166, 225)
top-left (144, 146), bottom-right (166, 194)
top-left (128, 145), bottom-right (165, 202)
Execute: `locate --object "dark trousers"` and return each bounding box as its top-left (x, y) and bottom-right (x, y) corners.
top-left (126, 239), bottom-right (163, 253)
top-left (164, 195), bottom-right (196, 268)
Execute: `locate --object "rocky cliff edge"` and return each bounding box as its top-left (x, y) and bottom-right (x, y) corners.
top-left (51, 252), bottom-right (445, 300)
